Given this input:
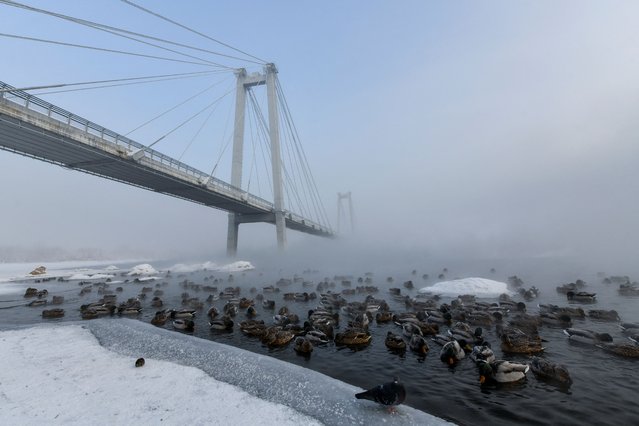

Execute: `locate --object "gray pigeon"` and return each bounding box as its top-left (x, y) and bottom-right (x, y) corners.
top-left (355, 377), bottom-right (406, 411)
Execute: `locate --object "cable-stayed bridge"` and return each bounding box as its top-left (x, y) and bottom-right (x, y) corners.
top-left (0, 1), bottom-right (334, 255)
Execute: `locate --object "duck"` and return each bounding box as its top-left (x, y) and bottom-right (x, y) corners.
top-left (587, 309), bottom-right (620, 322)
top-left (246, 306), bottom-right (257, 318)
top-left (539, 313), bottom-right (572, 328)
top-left (385, 331), bottom-right (406, 351)
top-left (81, 309), bottom-right (99, 320)
top-left (402, 322), bottom-right (423, 338)
top-left (355, 377), bottom-right (406, 413)
top-left (168, 309), bottom-right (196, 319)
top-left (478, 360), bottom-right (529, 384)
top-left (265, 329), bottom-right (295, 347)
top-left (409, 334), bottom-right (429, 355)
top-left (566, 291), bottom-right (596, 302)
top-left (620, 322), bottom-right (639, 333)
top-left (262, 299), bottom-right (276, 309)
top-left (209, 315), bottom-right (234, 331)
top-left (376, 311), bottom-right (393, 323)
top-left (334, 328), bottom-right (372, 346)
top-left (151, 310), bottom-right (168, 326)
top-left (172, 319), bottom-right (195, 332)
top-left (499, 327), bottom-right (544, 354)
top-left (294, 336), bottom-right (313, 355)
top-left (470, 343), bottom-right (495, 363)
top-left (431, 334), bottom-right (453, 346)
top-left (41, 308), bottom-right (65, 318)
top-left (305, 329), bottom-right (330, 345)
top-left (207, 306), bottom-right (219, 320)
top-left (597, 342), bottom-right (639, 358)
top-left (440, 339), bottom-right (469, 365)
top-left (239, 320), bottom-right (267, 337)
top-left (563, 328), bottom-right (613, 345)
top-left (538, 304), bottom-right (585, 319)
top-left (529, 357), bottom-right (572, 386)
top-left (118, 307), bottom-right (142, 315)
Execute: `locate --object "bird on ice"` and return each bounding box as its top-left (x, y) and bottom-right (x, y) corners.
top-left (355, 377), bottom-right (406, 413)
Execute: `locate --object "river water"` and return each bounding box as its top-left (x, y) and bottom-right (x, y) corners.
top-left (1, 256), bottom-right (638, 426)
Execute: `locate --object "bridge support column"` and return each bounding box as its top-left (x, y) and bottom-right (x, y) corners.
top-left (266, 63), bottom-right (286, 250)
top-left (227, 68), bottom-right (248, 257)
top-left (226, 213), bottom-right (239, 257)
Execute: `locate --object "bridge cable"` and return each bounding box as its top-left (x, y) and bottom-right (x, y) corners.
top-left (27, 72), bottom-right (222, 96)
top-left (0, 32), bottom-right (215, 67)
top-left (275, 77), bottom-right (332, 228)
top-left (0, 70), bottom-right (220, 94)
top-left (120, 0), bottom-right (268, 65)
top-left (248, 86), bottom-right (308, 217)
top-left (247, 89), bottom-right (276, 201)
top-left (145, 87), bottom-right (234, 150)
top-left (207, 101), bottom-right (234, 180)
top-left (178, 101), bottom-right (218, 162)
top-left (125, 77), bottom-right (230, 136)
top-left (0, 0), bottom-right (238, 70)
top-left (278, 77), bottom-right (332, 228)
top-left (0, 0), bottom-right (261, 66)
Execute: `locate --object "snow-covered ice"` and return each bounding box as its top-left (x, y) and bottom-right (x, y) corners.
top-left (67, 273), bottom-right (115, 281)
top-left (0, 325), bottom-right (322, 425)
top-left (168, 260), bottom-right (255, 274)
top-left (419, 277), bottom-right (512, 297)
top-left (127, 263), bottom-right (159, 276)
top-left (0, 320), bottom-right (453, 426)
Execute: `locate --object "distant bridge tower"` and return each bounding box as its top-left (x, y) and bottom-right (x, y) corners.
top-left (227, 63), bottom-right (286, 256)
top-left (337, 192), bottom-right (354, 234)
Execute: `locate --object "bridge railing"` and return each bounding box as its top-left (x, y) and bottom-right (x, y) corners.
top-left (0, 82), bottom-right (331, 233)
top-left (0, 81), bottom-right (275, 212)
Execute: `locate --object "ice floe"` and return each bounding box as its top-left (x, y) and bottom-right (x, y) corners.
top-left (127, 263), bottom-right (158, 276)
top-left (419, 277), bottom-right (513, 297)
top-left (2, 320), bottom-right (453, 425)
top-left (0, 325), bottom-right (323, 425)
top-left (168, 260), bottom-right (255, 274)
top-left (67, 273), bottom-right (115, 281)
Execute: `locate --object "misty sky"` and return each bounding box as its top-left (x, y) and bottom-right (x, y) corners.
top-left (1, 1), bottom-right (638, 266)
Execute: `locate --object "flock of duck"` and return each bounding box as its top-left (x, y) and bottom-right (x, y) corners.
top-left (22, 268), bottom-right (639, 389)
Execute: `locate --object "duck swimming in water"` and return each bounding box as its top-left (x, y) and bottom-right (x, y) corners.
top-left (385, 331), bottom-right (406, 351)
top-left (529, 357), bottom-right (572, 387)
top-left (334, 328), bottom-right (372, 346)
top-left (409, 334), bottom-right (429, 355)
top-left (478, 360), bottom-right (529, 384)
top-left (440, 339), bottom-right (469, 365)
top-left (172, 319), bottom-right (194, 332)
top-left (470, 343), bottom-right (495, 363)
top-left (563, 328), bottom-right (613, 345)
top-left (294, 336), bottom-right (313, 355)
top-left (597, 342), bottom-right (639, 358)
top-left (566, 291), bottom-right (596, 303)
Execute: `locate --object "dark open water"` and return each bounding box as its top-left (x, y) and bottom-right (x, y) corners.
top-left (1, 256), bottom-right (638, 426)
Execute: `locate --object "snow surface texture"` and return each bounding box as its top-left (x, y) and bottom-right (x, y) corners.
top-left (0, 260), bottom-right (254, 284)
top-left (419, 277), bottom-right (512, 297)
top-left (127, 263), bottom-right (159, 276)
top-left (0, 325), bottom-right (322, 425)
top-left (169, 260), bottom-right (255, 274)
top-left (8, 319), bottom-right (452, 426)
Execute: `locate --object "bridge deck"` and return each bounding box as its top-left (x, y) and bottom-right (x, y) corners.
top-left (0, 83), bottom-right (332, 237)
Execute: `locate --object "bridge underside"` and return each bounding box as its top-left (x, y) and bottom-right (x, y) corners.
top-left (0, 111), bottom-right (330, 237)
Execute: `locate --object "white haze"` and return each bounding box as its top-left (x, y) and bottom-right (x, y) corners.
top-left (1, 1), bottom-right (638, 274)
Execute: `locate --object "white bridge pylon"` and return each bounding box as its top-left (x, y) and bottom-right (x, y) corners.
top-left (227, 64), bottom-right (286, 256)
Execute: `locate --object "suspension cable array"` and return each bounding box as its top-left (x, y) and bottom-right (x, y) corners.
top-left (0, 0), bottom-right (333, 237)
